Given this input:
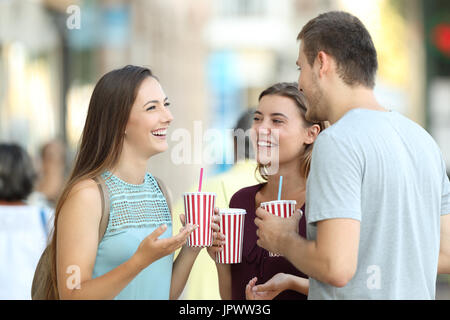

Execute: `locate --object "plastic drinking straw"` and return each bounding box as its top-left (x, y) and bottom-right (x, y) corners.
top-left (277, 176), bottom-right (283, 200)
top-left (221, 180), bottom-right (229, 208)
top-left (198, 168), bottom-right (204, 192)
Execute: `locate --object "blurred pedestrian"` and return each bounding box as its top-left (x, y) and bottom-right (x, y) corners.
top-left (28, 139), bottom-right (67, 209)
top-left (254, 11), bottom-right (450, 299)
top-left (45, 65), bottom-right (220, 299)
top-left (0, 143), bottom-right (52, 299)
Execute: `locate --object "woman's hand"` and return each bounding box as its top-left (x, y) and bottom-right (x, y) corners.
top-left (169, 209), bottom-right (223, 299)
top-left (178, 214), bottom-right (201, 253)
top-left (179, 211), bottom-right (222, 254)
top-left (206, 207), bottom-right (226, 261)
top-left (132, 223), bottom-right (197, 271)
top-left (245, 273), bottom-right (292, 300)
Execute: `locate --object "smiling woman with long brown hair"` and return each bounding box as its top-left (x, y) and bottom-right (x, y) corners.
top-left (207, 82), bottom-right (327, 300)
top-left (44, 65), bottom-right (219, 299)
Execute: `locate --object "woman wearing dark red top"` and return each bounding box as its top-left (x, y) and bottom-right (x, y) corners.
top-left (207, 82), bottom-right (327, 300)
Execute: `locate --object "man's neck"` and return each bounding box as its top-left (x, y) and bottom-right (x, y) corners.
top-left (327, 86), bottom-right (386, 124)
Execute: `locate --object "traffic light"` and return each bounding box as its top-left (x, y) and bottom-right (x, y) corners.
top-left (424, 1), bottom-right (450, 76)
top-left (432, 23), bottom-right (450, 58)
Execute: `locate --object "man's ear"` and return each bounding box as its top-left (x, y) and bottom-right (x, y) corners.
top-left (316, 51), bottom-right (332, 78)
top-left (305, 124), bottom-right (321, 145)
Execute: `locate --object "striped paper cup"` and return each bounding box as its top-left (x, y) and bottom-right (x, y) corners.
top-left (260, 200), bottom-right (297, 257)
top-left (183, 192), bottom-right (216, 247)
top-left (216, 208), bottom-right (246, 264)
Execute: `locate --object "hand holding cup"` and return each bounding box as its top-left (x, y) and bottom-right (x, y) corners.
top-left (207, 207), bottom-right (226, 259)
top-left (255, 204), bottom-right (302, 256)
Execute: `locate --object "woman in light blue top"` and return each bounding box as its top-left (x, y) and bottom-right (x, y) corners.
top-left (48, 65), bottom-right (222, 299)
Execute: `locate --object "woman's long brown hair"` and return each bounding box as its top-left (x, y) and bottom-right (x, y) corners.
top-left (48, 65), bottom-right (154, 298)
top-left (255, 82), bottom-right (328, 182)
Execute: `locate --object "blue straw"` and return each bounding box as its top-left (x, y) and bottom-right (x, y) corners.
top-left (278, 176), bottom-right (283, 200)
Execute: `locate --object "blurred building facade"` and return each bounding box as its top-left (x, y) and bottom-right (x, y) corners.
top-left (1, 0), bottom-right (448, 196)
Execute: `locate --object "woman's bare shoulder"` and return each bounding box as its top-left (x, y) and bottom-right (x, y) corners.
top-left (59, 178), bottom-right (102, 222)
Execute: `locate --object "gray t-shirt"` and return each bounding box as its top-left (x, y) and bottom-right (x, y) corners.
top-left (306, 109), bottom-right (450, 300)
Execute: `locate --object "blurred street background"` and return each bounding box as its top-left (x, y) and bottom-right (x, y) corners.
top-left (0, 0), bottom-right (449, 299)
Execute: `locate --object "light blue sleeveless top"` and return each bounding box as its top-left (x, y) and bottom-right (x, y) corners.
top-left (92, 171), bottom-right (173, 300)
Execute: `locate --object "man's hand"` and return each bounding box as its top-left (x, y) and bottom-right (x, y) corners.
top-left (254, 207), bottom-right (302, 256)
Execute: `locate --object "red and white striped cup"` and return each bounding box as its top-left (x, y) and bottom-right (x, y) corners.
top-left (260, 200), bottom-right (297, 257)
top-left (216, 208), bottom-right (246, 264)
top-left (183, 192), bottom-right (216, 247)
